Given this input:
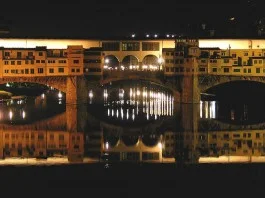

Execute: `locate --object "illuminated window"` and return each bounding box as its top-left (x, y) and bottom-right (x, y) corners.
top-left (4, 61), bottom-right (8, 65)
top-left (58, 68), bottom-right (64, 73)
top-left (38, 68), bottom-right (44, 73)
top-left (122, 42), bottom-right (140, 51)
top-left (102, 42), bottom-right (120, 51)
top-left (142, 42), bottom-right (160, 51)
top-left (256, 68), bottom-right (260, 73)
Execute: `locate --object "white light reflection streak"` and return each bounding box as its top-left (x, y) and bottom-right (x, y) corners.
top-left (200, 101), bottom-right (203, 118)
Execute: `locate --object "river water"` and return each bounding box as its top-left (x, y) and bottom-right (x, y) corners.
top-left (0, 80), bottom-right (265, 165)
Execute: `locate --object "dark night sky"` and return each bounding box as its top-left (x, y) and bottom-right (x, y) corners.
top-left (1, 0), bottom-right (265, 38)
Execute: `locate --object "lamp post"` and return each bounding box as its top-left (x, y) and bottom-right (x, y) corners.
top-left (158, 57), bottom-right (164, 71)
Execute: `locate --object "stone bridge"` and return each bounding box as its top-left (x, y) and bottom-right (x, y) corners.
top-left (0, 76), bottom-right (89, 104)
top-left (198, 75), bottom-right (265, 93)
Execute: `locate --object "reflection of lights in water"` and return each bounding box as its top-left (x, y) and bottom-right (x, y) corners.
top-left (104, 85), bottom-right (174, 120)
top-left (200, 101), bottom-right (203, 118)
top-left (58, 92), bottom-right (62, 98)
top-left (119, 89), bottom-right (124, 99)
top-left (205, 101), bottom-right (209, 119)
top-left (89, 90), bottom-right (93, 104)
top-left (158, 142), bottom-right (162, 149)
top-left (121, 107), bottom-right (124, 120)
top-left (132, 109), bottom-right (135, 121)
top-left (112, 109), bottom-right (114, 117)
top-left (103, 89), bottom-right (108, 102)
top-left (137, 89), bottom-right (140, 96)
top-left (200, 101), bottom-right (217, 119)
top-left (105, 142), bottom-right (109, 150)
top-left (9, 111), bottom-right (13, 120)
top-left (22, 110), bottom-right (26, 119)
top-left (89, 90), bottom-right (93, 98)
top-left (41, 93), bottom-right (45, 99)
top-left (108, 108), bottom-right (110, 116)
top-left (210, 101), bottom-right (216, 119)
top-left (6, 83), bottom-right (10, 87)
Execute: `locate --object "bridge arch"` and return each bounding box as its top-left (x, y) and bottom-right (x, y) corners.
top-left (199, 75), bottom-right (265, 93)
top-left (104, 55), bottom-right (120, 69)
top-left (121, 55), bottom-right (139, 70)
top-left (142, 55), bottom-right (159, 71)
top-left (121, 135), bottom-right (139, 146)
top-left (141, 133), bottom-right (160, 147)
top-left (0, 77), bottom-right (67, 93)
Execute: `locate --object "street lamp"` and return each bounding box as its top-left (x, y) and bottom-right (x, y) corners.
top-left (158, 57), bottom-right (164, 71)
top-left (104, 58), bottom-right (110, 70)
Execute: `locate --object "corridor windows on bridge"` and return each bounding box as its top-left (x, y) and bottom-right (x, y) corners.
top-left (142, 42), bottom-right (160, 51)
top-left (102, 42), bottom-right (120, 51)
top-left (122, 42), bottom-right (140, 51)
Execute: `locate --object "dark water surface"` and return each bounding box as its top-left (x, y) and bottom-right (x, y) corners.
top-left (0, 81), bottom-right (265, 191)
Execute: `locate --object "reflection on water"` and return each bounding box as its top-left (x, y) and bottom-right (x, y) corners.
top-left (1, 81), bottom-right (265, 165)
top-left (102, 85), bottom-right (174, 122)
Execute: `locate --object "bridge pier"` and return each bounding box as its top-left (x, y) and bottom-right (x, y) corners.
top-left (180, 75), bottom-right (200, 104)
top-left (66, 76), bottom-right (88, 104)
